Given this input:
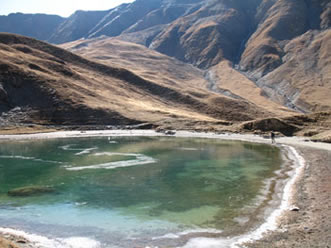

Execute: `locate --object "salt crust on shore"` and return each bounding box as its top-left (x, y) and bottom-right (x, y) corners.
top-left (0, 130), bottom-right (330, 151)
top-left (181, 145), bottom-right (305, 248)
top-left (0, 130), bottom-right (330, 248)
top-left (0, 227), bottom-right (100, 248)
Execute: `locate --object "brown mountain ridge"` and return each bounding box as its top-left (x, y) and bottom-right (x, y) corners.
top-left (0, 0), bottom-right (330, 137)
top-left (1, 0), bottom-right (329, 114)
top-left (0, 33), bottom-right (287, 132)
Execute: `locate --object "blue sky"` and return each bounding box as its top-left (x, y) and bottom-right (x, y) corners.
top-left (0, 0), bottom-right (135, 17)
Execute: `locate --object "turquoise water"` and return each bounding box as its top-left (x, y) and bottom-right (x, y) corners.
top-left (0, 137), bottom-right (282, 247)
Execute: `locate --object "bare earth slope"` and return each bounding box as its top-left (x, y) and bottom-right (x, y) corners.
top-left (239, 0), bottom-right (331, 113)
top-left (60, 37), bottom-right (207, 91)
top-left (59, 37), bottom-right (331, 137)
top-left (101, 0), bottom-right (331, 114)
top-left (0, 33), bottom-right (280, 131)
top-left (60, 37), bottom-right (293, 119)
top-left (1, 0), bottom-right (330, 115)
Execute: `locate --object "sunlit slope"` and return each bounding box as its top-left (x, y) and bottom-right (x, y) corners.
top-left (60, 37), bottom-right (207, 91)
top-left (1, 0), bottom-right (329, 114)
top-left (0, 33), bottom-right (278, 129)
top-left (61, 37), bottom-right (293, 118)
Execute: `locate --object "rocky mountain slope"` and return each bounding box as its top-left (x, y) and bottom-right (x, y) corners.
top-left (59, 36), bottom-right (331, 136)
top-left (0, 0), bottom-right (330, 135)
top-left (0, 33), bottom-right (284, 131)
top-left (238, 0), bottom-right (331, 113)
top-left (0, 0), bottom-right (330, 114)
top-left (0, 13), bottom-right (64, 41)
top-left (48, 10), bottom-right (110, 44)
top-left (61, 36), bottom-right (292, 118)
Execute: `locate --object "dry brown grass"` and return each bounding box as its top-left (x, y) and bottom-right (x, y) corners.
top-left (60, 37), bottom-right (294, 122)
top-left (239, 0), bottom-right (331, 113)
top-left (263, 30), bottom-right (331, 112)
top-left (1, 33), bottom-right (329, 135)
top-left (0, 33), bottom-right (276, 131)
top-left (60, 37), bottom-right (207, 90)
top-left (209, 61), bottom-right (294, 116)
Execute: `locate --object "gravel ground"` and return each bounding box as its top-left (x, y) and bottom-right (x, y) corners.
top-left (245, 146), bottom-right (331, 248)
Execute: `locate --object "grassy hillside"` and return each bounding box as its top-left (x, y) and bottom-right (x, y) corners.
top-left (0, 33), bottom-right (282, 132)
top-left (1, 1), bottom-right (330, 115)
top-left (1, 33), bottom-right (330, 137)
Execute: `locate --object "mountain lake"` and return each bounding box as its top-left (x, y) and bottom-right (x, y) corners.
top-left (0, 136), bottom-right (285, 248)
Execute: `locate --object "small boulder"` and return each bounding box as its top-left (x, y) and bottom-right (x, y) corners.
top-left (242, 117), bottom-right (300, 136)
top-left (8, 186), bottom-right (56, 197)
top-left (165, 130), bottom-right (176, 135)
top-left (16, 240), bottom-right (27, 244)
top-left (289, 205), bottom-right (300, 211)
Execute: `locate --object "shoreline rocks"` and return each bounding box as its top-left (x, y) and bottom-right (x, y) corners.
top-left (8, 186), bottom-right (55, 197)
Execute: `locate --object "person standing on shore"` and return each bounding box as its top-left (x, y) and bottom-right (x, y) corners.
top-left (271, 131), bottom-right (276, 144)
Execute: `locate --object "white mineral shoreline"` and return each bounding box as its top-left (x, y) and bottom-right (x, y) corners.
top-left (0, 130), bottom-right (330, 248)
top-left (0, 130), bottom-right (330, 151)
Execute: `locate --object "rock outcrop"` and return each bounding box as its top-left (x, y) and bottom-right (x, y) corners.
top-left (87, 0), bottom-right (162, 38)
top-left (48, 10), bottom-right (109, 44)
top-left (8, 186), bottom-right (56, 197)
top-left (242, 117), bottom-right (300, 136)
top-left (238, 0), bottom-right (331, 112)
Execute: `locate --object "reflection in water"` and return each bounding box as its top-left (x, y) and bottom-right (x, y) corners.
top-left (0, 137), bottom-right (282, 247)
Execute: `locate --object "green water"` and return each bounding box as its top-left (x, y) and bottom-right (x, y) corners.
top-left (0, 136), bottom-right (282, 247)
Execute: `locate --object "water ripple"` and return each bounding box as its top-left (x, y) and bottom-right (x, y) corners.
top-left (64, 152), bottom-right (157, 171)
top-left (0, 155), bottom-right (62, 164)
